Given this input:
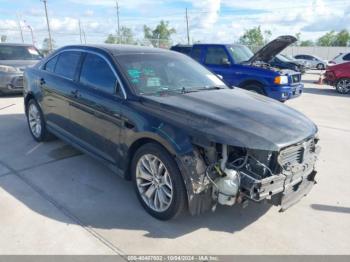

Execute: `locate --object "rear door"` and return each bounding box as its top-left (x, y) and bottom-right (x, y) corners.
top-left (69, 52), bottom-right (124, 165)
top-left (203, 46), bottom-right (236, 86)
top-left (40, 51), bottom-right (82, 133)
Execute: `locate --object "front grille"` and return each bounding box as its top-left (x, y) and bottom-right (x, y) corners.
top-left (291, 74), bottom-right (301, 84)
top-left (279, 138), bottom-right (315, 166)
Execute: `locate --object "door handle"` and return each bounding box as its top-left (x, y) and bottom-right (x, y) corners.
top-left (40, 78), bottom-right (46, 85)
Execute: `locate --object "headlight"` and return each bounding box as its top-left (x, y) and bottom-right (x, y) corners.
top-left (274, 75), bottom-right (289, 85)
top-left (0, 65), bottom-right (19, 73)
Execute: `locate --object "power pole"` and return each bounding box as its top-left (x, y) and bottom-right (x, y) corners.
top-left (78, 19), bottom-right (83, 44)
top-left (16, 13), bottom-right (24, 43)
top-left (42, 0), bottom-right (53, 51)
top-left (185, 8), bottom-right (190, 45)
top-left (116, 1), bottom-right (120, 44)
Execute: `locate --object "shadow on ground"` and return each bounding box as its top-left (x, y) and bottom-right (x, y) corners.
top-left (311, 204), bottom-right (350, 214)
top-left (0, 113), bottom-right (271, 239)
top-left (302, 87), bottom-right (350, 97)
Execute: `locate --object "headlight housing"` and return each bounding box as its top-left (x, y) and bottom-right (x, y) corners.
top-left (274, 75), bottom-right (289, 85)
top-left (0, 65), bottom-right (19, 73)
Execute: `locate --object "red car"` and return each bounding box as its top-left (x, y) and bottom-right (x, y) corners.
top-left (324, 62), bottom-right (350, 94)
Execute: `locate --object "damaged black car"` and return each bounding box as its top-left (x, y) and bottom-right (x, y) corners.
top-left (23, 45), bottom-right (320, 220)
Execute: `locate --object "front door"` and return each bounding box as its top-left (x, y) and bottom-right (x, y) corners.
top-left (68, 52), bottom-right (124, 166)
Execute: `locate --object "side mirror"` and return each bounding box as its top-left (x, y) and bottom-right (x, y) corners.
top-left (115, 80), bottom-right (121, 94)
top-left (221, 58), bottom-right (231, 66)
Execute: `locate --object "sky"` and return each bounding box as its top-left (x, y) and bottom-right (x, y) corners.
top-left (0, 0), bottom-right (349, 48)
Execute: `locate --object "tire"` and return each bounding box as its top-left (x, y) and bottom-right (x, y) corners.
top-left (316, 63), bottom-right (325, 70)
top-left (131, 143), bottom-right (187, 220)
top-left (336, 78), bottom-right (350, 94)
top-left (26, 99), bottom-right (55, 142)
top-left (242, 83), bottom-right (265, 95)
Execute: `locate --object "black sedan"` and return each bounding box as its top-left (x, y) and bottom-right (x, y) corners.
top-left (24, 45), bottom-right (320, 220)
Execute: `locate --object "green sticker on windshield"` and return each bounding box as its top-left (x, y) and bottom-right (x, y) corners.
top-left (127, 69), bottom-right (141, 79)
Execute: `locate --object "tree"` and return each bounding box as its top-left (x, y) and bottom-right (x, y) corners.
top-left (105, 26), bottom-right (135, 44)
top-left (1, 35), bottom-right (7, 43)
top-left (42, 38), bottom-right (56, 55)
top-left (300, 40), bottom-right (314, 46)
top-left (238, 26), bottom-right (271, 49)
top-left (143, 20), bottom-right (176, 48)
top-left (334, 29), bottom-right (350, 46)
top-left (317, 31), bottom-right (337, 46)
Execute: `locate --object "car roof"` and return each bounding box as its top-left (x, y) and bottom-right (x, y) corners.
top-left (60, 44), bottom-right (170, 56)
top-left (0, 43), bottom-right (36, 47)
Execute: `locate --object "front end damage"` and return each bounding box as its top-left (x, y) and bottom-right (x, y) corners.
top-left (176, 136), bottom-right (320, 215)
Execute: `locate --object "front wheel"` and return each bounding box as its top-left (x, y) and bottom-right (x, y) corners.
top-left (242, 83), bottom-right (265, 95)
top-left (131, 143), bottom-right (187, 220)
top-left (336, 78), bottom-right (350, 94)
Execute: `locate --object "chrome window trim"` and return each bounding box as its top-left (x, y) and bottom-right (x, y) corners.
top-left (40, 48), bottom-right (127, 99)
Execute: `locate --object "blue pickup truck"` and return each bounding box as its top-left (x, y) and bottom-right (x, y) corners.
top-left (171, 36), bottom-right (303, 102)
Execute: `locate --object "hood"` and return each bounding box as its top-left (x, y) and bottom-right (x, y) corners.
top-left (0, 60), bottom-right (40, 71)
top-left (248, 35), bottom-right (297, 64)
top-left (140, 88), bottom-right (317, 152)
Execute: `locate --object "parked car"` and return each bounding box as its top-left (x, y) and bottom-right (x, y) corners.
top-left (269, 54), bottom-right (306, 74)
top-left (294, 54), bottom-right (327, 70)
top-left (329, 52), bottom-right (350, 65)
top-left (280, 54), bottom-right (311, 69)
top-left (24, 44), bottom-right (320, 220)
top-left (171, 36), bottom-right (303, 102)
top-left (0, 43), bottom-right (42, 95)
top-left (324, 62), bottom-right (350, 94)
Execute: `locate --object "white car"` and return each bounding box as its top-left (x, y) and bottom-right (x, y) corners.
top-left (330, 52), bottom-right (350, 65)
top-left (294, 54), bottom-right (327, 70)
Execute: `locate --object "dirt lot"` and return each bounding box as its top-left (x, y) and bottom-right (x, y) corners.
top-left (0, 71), bottom-right (349, 255)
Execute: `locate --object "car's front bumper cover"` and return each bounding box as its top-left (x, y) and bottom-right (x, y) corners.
top-left (0, 73), bottom-right (24, 93)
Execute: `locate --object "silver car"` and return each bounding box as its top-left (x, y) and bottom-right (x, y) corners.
top-left (294, 54), bottom-right (327, 70)
top-left (0, 43), bottom-right (42, 95)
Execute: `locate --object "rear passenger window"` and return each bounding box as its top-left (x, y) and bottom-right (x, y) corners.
top-left (343, 53), bottom-right (350, 61)
top-left (55, 51), bottom-right (81, 79)
top-left (44, 56), bottom-right (58, 73)
top-left (79, 54), bottom-right (116, 94)
top-left (191, 47), bottom-right (202, 62)
top-left (205, 47), bottom-right (229, 65)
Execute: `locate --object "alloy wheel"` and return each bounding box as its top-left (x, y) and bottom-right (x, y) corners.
top-left (136, 154), bottom-right (173, 212)
top-left (28, 103), bottom-right (42, 138)
top-left (336, 79), bottom-right (350, 94)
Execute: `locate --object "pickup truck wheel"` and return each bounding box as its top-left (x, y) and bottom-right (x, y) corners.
top-left (131, 143), bottom-right (187, 220)
top-left (26, 99), bottom-right (55, 142)
top-left (336, 78), bottom-right (350, 94)
top-left (243, 84), bottom-right (265, 95)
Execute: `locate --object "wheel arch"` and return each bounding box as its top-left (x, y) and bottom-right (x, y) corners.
top-left (238, 79), bottom-right (266, 94)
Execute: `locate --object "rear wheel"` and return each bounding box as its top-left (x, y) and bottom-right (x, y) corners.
top-left (336, 78), bottom-right (350, 94)
top-left (131, 143), bottom-right (187, 220)
top-left (26, 99), bottom-right (55, 142)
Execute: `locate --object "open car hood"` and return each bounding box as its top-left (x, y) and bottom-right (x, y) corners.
top-left (248, 35), bottom-right (297, 64)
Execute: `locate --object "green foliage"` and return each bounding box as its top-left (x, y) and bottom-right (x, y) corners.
top-left (42, 38), bottom-right (56, 52)
top-left (1, 35), bottom-right (7, 43)
top-left (104, 26), bottom-right (135, 44)
top-left (239, 26), bottom-right (271, 47)
top-left (316, 30), bottom-right (350, 46)
top-left (143, 20), bottom-right (176, 47)
top-left (300, 40), bottom-right (314, 46)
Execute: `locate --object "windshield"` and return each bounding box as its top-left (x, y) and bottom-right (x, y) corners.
top-left (116, 53), bottom-right (227, 96)
top-left (227, 45), bottom-right (253, 63)
top-left (0, 45), bottom-right (42, 60)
